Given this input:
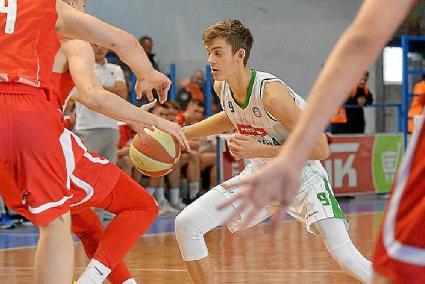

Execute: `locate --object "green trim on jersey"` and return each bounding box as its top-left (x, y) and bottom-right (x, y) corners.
top-left (323, 179), bottom-right (345, 220)
top-left (230, 69), bottom-right (256, 109)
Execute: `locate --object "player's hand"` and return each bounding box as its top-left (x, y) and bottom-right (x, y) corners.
top-left (227, 134), bottom-right (261, 159)
top-left (130, 99), bottom-right (158, 134)
top-left (218, 152), bottom-right (301, 230)
top-left (155, 117), bottom-right (191, 152)
top-left (136, 70), bottom-right (171, 104)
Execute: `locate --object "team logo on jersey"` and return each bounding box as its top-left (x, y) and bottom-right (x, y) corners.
top-left (252, 107), bottom-right (262, 118)
top-left (237, 124), bottom-right (267, 137)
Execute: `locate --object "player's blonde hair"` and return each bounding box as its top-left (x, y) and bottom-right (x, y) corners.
top-left (202, 19), bottom-right (253, 66)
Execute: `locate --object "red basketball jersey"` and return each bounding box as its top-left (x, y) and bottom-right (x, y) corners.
top-left (50, 71), bottom-right (75, 111)
top-left (0, 0), bottom-right (59, 88)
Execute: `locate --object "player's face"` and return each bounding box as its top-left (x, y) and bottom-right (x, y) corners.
top-left (141, 39), bottom-right (153, 55)
top-left (187, 104), bottom-right (204, 123)
top-left (206, 38), bottom-right (241, 81)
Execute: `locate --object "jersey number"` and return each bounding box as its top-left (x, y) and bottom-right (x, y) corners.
top-left (0, 0), bottom-right (17, 34)
top-left (317, 192), bottom-right (330, 206)
top-left (228, 101), bottom-right (235, 113)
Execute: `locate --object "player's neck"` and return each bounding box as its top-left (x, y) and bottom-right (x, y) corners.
top-left (226, 67), bottom-right (252, 104)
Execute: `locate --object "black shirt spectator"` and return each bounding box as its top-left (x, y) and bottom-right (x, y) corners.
top-left (345, 72), bottom-right (373, 134)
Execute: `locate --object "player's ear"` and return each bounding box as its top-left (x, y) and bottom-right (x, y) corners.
top-left (237, 49), bottom-right (246, 63)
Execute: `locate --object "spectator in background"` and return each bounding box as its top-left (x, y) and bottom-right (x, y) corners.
top-left (116, 121), bottom-right (135, 176)
top-left (74, 44), bottom-right (128, 163)
top-left (345, 72), bottom-right (373, 134)
top-left (175, 99), bottom-right (216, 199)
top-left (176, 70), bottom-right (205, 109)
top-left (330, 107), bottom-right (347, 134)
top-left (408, 75), bottom-right (425, 134)
top-left (139, 36), bottom-right (160, 71)
top-left (176, 99), bottom-right (205, 126)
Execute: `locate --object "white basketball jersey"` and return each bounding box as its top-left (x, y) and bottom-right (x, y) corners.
top-left (219, 70), bottom-right (328, 181)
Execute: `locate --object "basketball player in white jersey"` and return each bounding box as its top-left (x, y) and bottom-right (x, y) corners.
top-left (174, 19), bottom-right (371, 284)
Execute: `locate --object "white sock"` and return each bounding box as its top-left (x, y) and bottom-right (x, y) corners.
top-left (169, 187), bottom-right (180, 205)
top-left (155, 187), bottom-right (165, 201)
top-left (122, 278), bottom-right (137, 284)
top-left (77, 259), bottom-right (111, 284)
top-left (180, 178), bottom-right (188, 199)
top-left (189, 182), bottom-right (200, 200)
top-left (146, 187), bottom-right (156, 196)
top-left (316, 218), bottom-right (372, 284)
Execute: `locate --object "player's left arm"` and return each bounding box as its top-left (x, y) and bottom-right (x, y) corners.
top-left (56, 1), bottom-right (152, 79)
top-left (227, 134), bottom-right (279, 159)
top-left (55, 1), bottom-right (171, 103)
top-left (62, 40), bottom-right (165, 128)
top-left (263, 82), bottom-right (330, 160)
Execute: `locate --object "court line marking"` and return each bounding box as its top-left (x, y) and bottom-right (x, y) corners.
top-left (0, 211), bottom-right (378, 252)
top-left (0, 266), bottom-right (345, 273)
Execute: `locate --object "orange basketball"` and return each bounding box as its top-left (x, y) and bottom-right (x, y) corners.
top-left (129, 127), bottom-right (181, 177)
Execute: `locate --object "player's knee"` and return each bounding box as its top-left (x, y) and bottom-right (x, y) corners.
top-left (41, 212), bottom-right (72, 232)
top-left (175, 210), bottom-right (206, 242)
top-left (71, 220), bottom-right (102, 240)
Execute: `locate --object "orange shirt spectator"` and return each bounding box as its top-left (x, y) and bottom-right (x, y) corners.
top-left (408, 75), bottom-right (425, 134)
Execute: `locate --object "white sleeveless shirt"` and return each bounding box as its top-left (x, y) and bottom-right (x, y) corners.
top-left (219, 70), bottom-right (328, 181)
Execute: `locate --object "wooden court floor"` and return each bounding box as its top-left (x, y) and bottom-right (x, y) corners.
top-left (0, 212), bottom-right (382, 283)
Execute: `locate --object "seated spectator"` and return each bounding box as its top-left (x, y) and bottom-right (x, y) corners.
top-left (146, 103), bottom-right (180, 214)
top-left (176, 99), bottom-right (205, 126)
top-left (175, 99), bottom-right (217, 198)
top-left (116, 121), bottom-right (136, 176)
top-left (176, 70), bottom-right (205, 109)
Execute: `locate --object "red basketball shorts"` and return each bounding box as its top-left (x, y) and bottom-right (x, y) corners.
top-left (0, 84), bottom-right (72, 226)
top-left (65, 129), bottom-right (121, 213)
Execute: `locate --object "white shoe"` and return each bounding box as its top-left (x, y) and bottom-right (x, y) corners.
top-left (158, 199), bottom-right (179, 215)
top-left (171, 199), bottom-right (187, 211)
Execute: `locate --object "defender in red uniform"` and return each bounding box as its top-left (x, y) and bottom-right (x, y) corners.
top-left (0, 2), bottom-right (75, 283)
top-left (51, 2), bottom-right (191, 283)
top-left (1, 1), bottom-right (188, 283)
top-left (50, 33), bottom-right (154, 284)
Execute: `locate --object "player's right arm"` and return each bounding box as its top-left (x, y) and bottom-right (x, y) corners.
top-left (62, 39), bottom-right (190, 150)
top-left (183, 111), bottom-right (235, 140)
top-left (183, 81), bottom-right (235, 140)
top-left (55, 0), bottom-right (170, 102)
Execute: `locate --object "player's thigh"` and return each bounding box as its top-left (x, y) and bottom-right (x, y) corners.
top-left (0, 94), bottom-right (72, 226)
top-left (287, 175), bottom-right (346, 234)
